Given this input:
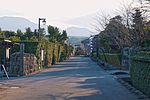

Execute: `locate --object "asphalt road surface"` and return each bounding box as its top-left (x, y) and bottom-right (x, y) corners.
top-left (0, 57), bottom-right (149, 100)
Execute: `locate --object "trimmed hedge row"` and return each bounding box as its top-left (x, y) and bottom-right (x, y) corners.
top-left (34, 40), bottom-right (72, 67)
top-left (0, 39), bottom-right (73, 76)
top-left (99, 53), bottom-right (121, 66)
top-left (131, 57), bottom-right (150, 97)
top-left (92, 52), bottom-right (124, 69)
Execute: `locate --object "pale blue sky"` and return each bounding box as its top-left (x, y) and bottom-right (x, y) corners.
top-left (0, 0), bottom-right (133, 29)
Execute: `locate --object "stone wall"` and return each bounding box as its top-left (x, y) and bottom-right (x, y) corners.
top-left (9, 52), bottom-right (38, 76)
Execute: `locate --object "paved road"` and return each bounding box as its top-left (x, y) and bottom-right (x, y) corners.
top-left (0, 57), bottom-right (148, 100)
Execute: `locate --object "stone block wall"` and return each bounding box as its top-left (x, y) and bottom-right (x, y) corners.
top-left (10, 52), bottom-right (38, 76)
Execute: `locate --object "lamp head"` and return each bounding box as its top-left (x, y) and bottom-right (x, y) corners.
top-left (42, 19), bottom-right (46, 25)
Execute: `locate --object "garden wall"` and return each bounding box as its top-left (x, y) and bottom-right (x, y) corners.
top-left (9, 52), bottom-right (38, 76)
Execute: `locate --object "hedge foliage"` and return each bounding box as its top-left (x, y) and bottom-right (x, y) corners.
top-left (131, 57), bottom-right (150, 97)
top-left (0, 39), bottom-right (73, 69)
top-left (99, 53), bottom-right (121, 66)
top-left (92, 52), bottom-right (124, 69)
top-left (35, 39), bottom-right (73, 67)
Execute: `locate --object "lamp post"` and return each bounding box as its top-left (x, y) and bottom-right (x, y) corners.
top-left (38, 18), bottom-right (46, 41)
top-left (38, 18), bottom-right (46, 68)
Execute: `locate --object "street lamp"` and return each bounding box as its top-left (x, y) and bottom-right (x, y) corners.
top-left (38, 18), bottom-right (46, 68)
top-left (38, 18), bottom-right (46, 41)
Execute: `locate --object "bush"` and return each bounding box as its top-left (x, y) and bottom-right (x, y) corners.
top-left (92, 52), bottom-right (97, 59)
top-left (99, 53), bottom-right (121, 66)
top-left (142, 39), bottom-right (150, 47)
top-left (131, 57), bottom-right (150, 97)
top-left (1, 38), bottom-right (73, 75)
top-left (52, 54), bottom-right (56, 65)
top-left (60, 52), bottom-right (65, 62)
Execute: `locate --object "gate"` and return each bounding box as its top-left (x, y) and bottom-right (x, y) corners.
top-left (121, 47), bottom-right (130, 68)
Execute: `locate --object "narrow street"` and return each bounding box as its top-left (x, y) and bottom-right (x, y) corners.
top-left (0, 57), bottom-right (148, 100)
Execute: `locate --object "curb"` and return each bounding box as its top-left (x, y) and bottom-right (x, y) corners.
top-left (117, 78), bottom-right (150, 100)
top-left (91, 57), bottom-right (150, 100)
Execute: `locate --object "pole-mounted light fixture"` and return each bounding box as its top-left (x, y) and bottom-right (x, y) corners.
top-left (38, 18), bottom-right (46, 41)
top-left (42, 19), bottom-right (46, 25)
top-left (38, 18), bottom-right (46, 68)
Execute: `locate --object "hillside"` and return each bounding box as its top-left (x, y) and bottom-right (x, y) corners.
top-left (0, 16), bottom-right (37, 31)
top-left (68, 36), bottom-right (88, 45)
top-left (66, 27), bottom-right (92, 37)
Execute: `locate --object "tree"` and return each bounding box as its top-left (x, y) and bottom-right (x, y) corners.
top-left (9, 36), bottom-right (21, 42)
top-left (58, 30), bottom-right (68, 43)
top-left (39, 28), bottom-right (46, 37)
top-left (48, 25), bottom-right (61, 42)
top-left (16, 29), bottom-right (24, 39)
top-left (116, 1), bottom-right (134, 31)
top-left (62, 30), bottom-right (68, 41)
top-left (3, 31), bottom-right (15, 38)
top-left (24, 27), bottom-right (34, 40)
top-left (17, 29), bottom-right (23, 36)
top-left (93, 13), bottom-right (111, 33)
top-left (131, 9), bottom-right (145, 46)
top-left (132, 0), bottom-right (150, 21)
top-left (0, 28), bottom-right (4, 39)
top-left (98, 15), bottom-right (130, 52)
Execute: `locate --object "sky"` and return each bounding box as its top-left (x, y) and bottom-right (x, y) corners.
top-left (0, 0), bottom-right (133, 29)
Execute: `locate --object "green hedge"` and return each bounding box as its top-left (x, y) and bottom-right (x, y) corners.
top-left (0, 46), bottom-right (4, 64)
top-left (131, 57), bottom-right (150, 97)
top-left (0, 40), bottom-right (73, 69)
top-left (92, 52), bottom-right (97, 59)
top-left (99, 53), bottom-right (121, 66)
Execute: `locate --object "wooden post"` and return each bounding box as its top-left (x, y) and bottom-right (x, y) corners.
top-left (20, 43), bottom-right (24, 75)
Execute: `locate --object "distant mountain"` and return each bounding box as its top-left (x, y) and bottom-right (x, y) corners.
top-left (66, 27), bottom-right (92, 37)
top-left (0, 16), bottom-right (94, 37)
top-left (68, 36), bottom-right (88, 46)
top-left (0, 16), bottom-right (37, 32)
top-left (65, 14), bottom-right (95, 30)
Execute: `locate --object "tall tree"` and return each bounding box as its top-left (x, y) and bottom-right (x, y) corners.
top-left (24, 27), bottom-right (34, 40)
top-left (48, 25), bottom-right (61, 42)
top-left (3, 31), bottom-right (15, 38)
top-left (98, 15), bottom-right (130, 52)
top-left (58, 30), bottom-right (68, 43)
top-left (131, 9), bottom-right (145, 46)
top-left (16, 29), bottom-right (23, 38)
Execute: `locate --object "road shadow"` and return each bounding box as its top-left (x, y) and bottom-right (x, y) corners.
top-left (26, 57), bottom-right (110, 100)
top-left (2, 57), bottom-right (137, 100)
top-left (29, 57), bottom-right (105, 78)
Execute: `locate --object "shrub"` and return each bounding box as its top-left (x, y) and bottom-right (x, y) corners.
top-left (131, 57), bottom-right (150, 97)
top-left (52, 54), bottom-right (56, 65)
top-left (60, 52), bottom-right (65, 62)
top-left (99, 53), bottom-right (121, 66)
